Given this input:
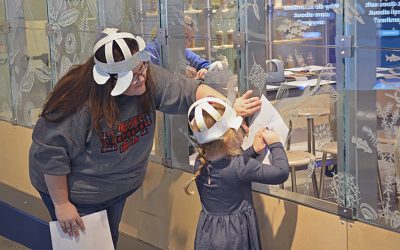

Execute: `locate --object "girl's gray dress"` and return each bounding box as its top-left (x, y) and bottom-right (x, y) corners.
top-left (194, 142), bottom-right (289, 250)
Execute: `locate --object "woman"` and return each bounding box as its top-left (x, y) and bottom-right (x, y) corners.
top-left (29, 28), bottom-right (261, 248)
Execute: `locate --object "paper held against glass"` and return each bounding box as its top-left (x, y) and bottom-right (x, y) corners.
top-left (242, 95), bottom-right (289, 164)
top-left (49, 210), bottom-right (114, 250)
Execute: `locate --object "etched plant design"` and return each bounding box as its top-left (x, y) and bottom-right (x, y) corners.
top-left (356, 111), bottom-right (376, 119)
top-left (106, 0), bottom-right (125, 26)
top-left (79, 8), bottom-right (91, 55)
top-left (377, 102), bottom-right (400, 137)
top-left (362, 126), bottom-right (394, 163)
top-left (351, 136), bottom-right (373, 154)
top-left (330, 172), bottom-right (360, 208)
top-left (385, 89), bottom-right (400, 108)
top-left (379, 166), bottom-right (397, 224)
top-left (362, 121), bottom-right (400, 228)
top-left (276, 18), bottom-right (309, 40)
top-left (303, 160), bottom-right (317, 195)
top-left (294, 48), bottom-right (307, 67)
top-left (239, 0), bottom-right (260, 21)
top-left (244, 53), bottom-right (269, 96)
top-left (316, 85), bottom-right (338, 104)
top-left (275, 83), bottom-right (289, 101)
top-left (333, 0), bottom-right (365, 25)
top-left (314, 124), bottom-right (333, 149)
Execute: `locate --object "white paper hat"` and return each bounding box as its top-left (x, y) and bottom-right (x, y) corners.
top-left (93, 28), bottom-right (150, 96)
top-left (188, 97), bottom-right (243, 144)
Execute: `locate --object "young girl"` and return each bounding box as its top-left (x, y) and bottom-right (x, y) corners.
top-left (185, 97), bottom-right (289, 250)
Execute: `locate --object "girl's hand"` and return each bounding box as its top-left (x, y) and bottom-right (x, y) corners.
top-left (233, 90), bottom-right (261, 117)
top-left (54, 201), bottom-right (85, 237)
top-left (262, 128), bottom-right (281, 145)
top-left (253, 128), bottom-right (267, 153)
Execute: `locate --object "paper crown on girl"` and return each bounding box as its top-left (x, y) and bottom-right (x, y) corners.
top-left (188, 97), bottom-right (243, 144)
top-left (93, 28), bottom-right (150, 96)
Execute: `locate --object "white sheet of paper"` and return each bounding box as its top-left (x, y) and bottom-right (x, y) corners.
top-left (285, 79), bottom-right (335, 88)
top-left (285, 65), bottom-right (325, 72)
top-left (242, 95), bottom-right (289, 164)
top-left (376, 67), bottom-right (391, 72)
top-left (50, 210), bottom-right (114, 250)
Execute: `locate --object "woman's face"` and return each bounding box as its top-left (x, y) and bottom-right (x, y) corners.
top-left (122, 62), bottom-right (148, 96)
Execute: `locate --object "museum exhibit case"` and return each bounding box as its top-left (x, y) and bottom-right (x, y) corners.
top-left (0, 0), bottom-right (399, 243)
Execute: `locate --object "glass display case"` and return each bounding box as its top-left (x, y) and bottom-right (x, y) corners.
top-left (1, 0), bottom-right (399, 233)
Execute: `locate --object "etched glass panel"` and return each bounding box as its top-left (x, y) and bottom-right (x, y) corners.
top-left (240, 0), bottom-right (341, 208)
top-left (343, 0), bottom-right (400, 232)
top-left (6, 0), bottom-right (50, 127)
top-left (0, 0), bottom-right (11, 122)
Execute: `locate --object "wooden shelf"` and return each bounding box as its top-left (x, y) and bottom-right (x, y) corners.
top-left (145, 12), bottom-right (158, 17)
top-left (188, 47), bottom-right (205, 51)
top-left (212, 8), bottom-right (231, 14)
top-left (212, 44), bottom-right (234, 49)
top-left (184, 8), bottom-right (232, 14)
top-left (273, 37), bottom-right (322, 44)
top-left (188, 44), bottom-right (234, 51)
top-left (184, 9), bottom-right (203, 14)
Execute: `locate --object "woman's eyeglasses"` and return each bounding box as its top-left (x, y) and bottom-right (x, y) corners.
top-left (131, 62), bottom-right (148, 85)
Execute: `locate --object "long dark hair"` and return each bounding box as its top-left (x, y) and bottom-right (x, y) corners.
top-left (41, 37), bottom-right (155, 134)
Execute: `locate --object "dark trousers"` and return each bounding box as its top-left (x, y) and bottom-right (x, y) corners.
top-left (39, 188), bottom-right (137, 249)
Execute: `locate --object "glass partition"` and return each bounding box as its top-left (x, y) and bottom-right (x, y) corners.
top-left (343, 0), bottom-right (400, 232)
top-left (0, 0), bottom-right (399, 234)
top-left (233, 0), bottom-right (342, 213)
top-left (0, 0), bottom-right (11, 122)
top-left (164, 0), bottom-right (241, 170)
top-left (48, 0), bottom-right (97, 83)
top-left (3, 0), bottom-right (50, 127)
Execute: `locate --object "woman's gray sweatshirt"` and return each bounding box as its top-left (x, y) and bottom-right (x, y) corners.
top-left (29, 64), bottom-right (200, 204)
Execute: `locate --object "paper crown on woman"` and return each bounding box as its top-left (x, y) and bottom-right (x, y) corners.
top-left (93, 28), bottom-right (150, 96)
top-left (188, 97), bottom-right (243, 144)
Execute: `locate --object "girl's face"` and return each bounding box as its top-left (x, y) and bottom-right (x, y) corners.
top-left (122, 62), bottom-right (148, 96)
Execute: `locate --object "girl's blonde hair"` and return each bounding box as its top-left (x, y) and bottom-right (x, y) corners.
top-left (184, 103), bottom-right (243, 195)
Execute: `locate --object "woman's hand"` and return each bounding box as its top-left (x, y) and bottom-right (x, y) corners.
top-left (54, 201), bottom-right (85, 237)
top-left (253, 128), bottom-right (267, 153)
top-left (233, 90), bottom-right (261, 117)
top-left (195, 68), bottom-right (208, 79)
top-left (186, 66), bottom-right (197, 79)
top-left (262, 128), bottom-right (281, 145)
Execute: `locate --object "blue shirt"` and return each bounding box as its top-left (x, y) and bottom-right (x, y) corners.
top-left (145, 39), bottom-right (211, 71)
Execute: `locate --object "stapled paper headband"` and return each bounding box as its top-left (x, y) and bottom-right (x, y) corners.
top-left (188, 97), bottom-right (243, 144)
top-left (93, 28), bottom-right (150, 96)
